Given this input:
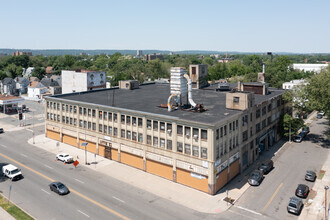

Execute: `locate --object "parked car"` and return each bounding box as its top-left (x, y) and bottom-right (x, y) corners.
top-left (56, 153), bottom-right (74, 163)
top-left (293, 133), bottom-right (304, 143)
top-left (248, 170), bottom-right (264, 186)
top-left (305, 170), bottom-right (317, 182)
top-left (295, 184), bottom-right (310, 198)
top-left (317, 113), bottom-right (323, 119)
top-left (287, 197), bottom-right (303, 215)
top-left (2, 164), bottom-right (23, 181)
top-left (301, 127), bottom-right (310, 135)
top-left (0, 128), bottom-right (3, 133)
top-left (258, 159), bottom-right (274, 174)
top-left (49, 182), bottom-right (70, 195)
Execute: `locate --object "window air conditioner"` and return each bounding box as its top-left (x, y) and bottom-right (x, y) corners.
top-left (193, 134), bottom-right (198, 140)
top-left (167, 129), bottom-right (172, 134)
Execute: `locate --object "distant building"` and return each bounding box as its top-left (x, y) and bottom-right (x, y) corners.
top-left (137, 50), bottom-right (143, 57)
top-left (0, 78), bottom-right (17, 95)
top-left (28, 81), bottom-right (47, 99)
top-left (282, 79), bottom-right (308, 90)
top-left (15, 77), bottom-right (30, 95)
top-left (61, 70), bottom-right (106, 94)
top-left (12, 51), bottom-right (32, 56)
top-left (217, 58), bottom-right (234, 63)
top-left (46, 66), bottom-right (55, 75)
top-left (292, 63), bottom-right (328, 74)
top-left (189, 64), bottom-right (208, 89)
top-left (145, 53), bottom-right (163, 61)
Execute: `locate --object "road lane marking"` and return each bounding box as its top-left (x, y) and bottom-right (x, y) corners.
top-left (113, 196), bottom-right (126, 203)
top-left (20, 153), bottom-right (28, 157)
top-left (0, 152), bottom-right (130, 220)
top-left (235, 205), bottom-right (262, 216)
top-left (77, 210), bottom-right (90, 218)
top-left (261, 182), bottom-right (283, 213)
top-left (26, 129), bottom-right (33, 132)
top-left (74, 178), bottom-right (84, 184)
top-left (41, 189), bottom-right (50, 195)
top-left (44, 165), bottom-right (53, 169)
top-left (0, 144), bottom-right (7, 148)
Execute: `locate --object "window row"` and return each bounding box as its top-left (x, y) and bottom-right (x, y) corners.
top-left (216, 120), bottom-right (238, 140)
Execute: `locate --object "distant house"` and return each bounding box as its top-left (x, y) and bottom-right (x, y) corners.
top-left (46, 66), bottom-right (54, 74)
top-left (15, 77), bottom-right (30, 94)
top-left (23, 67), bottom-right (35, 78)
top-left (282, 79), bottom-right (308, 90)
top-left (28, 81), bottom-right (47, 99)
top-left (0, 78), bottom-right (17, 95)
top-left (41, 77), bottom-right (62, 95)
top-left (29, 76), bottom-right (40, 82)
top-left (292, 64), bottom-right (328, 74)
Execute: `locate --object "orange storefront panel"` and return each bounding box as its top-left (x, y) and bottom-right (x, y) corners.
top-left (98, 145), bottom-right (105, 157)
top-left (46, 130), bottom-right (60, 141)
top-left (78, 139), bottom-right (97, 154)
top-left (229, 160), bottom-right (240, 181)
top-left (111, 149), bottom-right (118, 161)
top-left (176, 168), bottom-right (208, 193)
top-left (146, 160), bottom-right (173, 181)
top-left (63, 134), bottom-right (77, 147)
top-left (216, 168), bottom-right (228, 192)
top-left (121, 151), bottom-right (143, 170)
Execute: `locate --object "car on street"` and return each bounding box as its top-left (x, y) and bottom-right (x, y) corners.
top-left (258, 159), bottom-right (274, 174)
top-left (0, 128), bottom-right (3, 133)
top-left (293, 132), bottom-right (305, 143)
top-left (56, 153), bottom-right (74, 163)
top-left (305, 170), bottom-right (317, 182)
top-left (287, 197), bottom-right (303, 215)
top-left (301, 126), bottom-right (310, 135)
top-left (49, 182), bottom-right (70, 195)
top-left (317, 113), bottom-right (323, 119)
top-left (295, 184), bottom-right (310, 198)
top-left (2, 164), bottom-right (23, 181)
top-left (248, 170), bottom-right (264, 186)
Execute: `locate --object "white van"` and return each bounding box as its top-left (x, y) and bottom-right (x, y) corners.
top-left (2, 164), bottom-right (23, 181)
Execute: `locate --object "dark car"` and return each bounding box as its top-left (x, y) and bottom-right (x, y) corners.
top-left (293, 133), bottom-right (304, 143)
top-left (317, 113), bottom-right (323, 119)
top-left (305, 171), bottom-right (317, 182)
top-left (301, 127), bottom-right (310, 135)
top-left (287, 197), bottom-right (303, 215)
top-left (49, 182), bottom-right (70, 195)
top-left (248, 170), bottom-right (264, 186)
top-left (295, 184), bottom-right (309, 198)
top-left (258, 159), bottom-right (274, 174)
top-left (0, 128), bottom-right (3, 133)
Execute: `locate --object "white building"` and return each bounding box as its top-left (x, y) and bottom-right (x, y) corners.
top-left (28, 81), bottom-right (48, 99)
top-left (282, 79), bottom-right (308, 90)
top-left (292, 64), bottom-right (328, 74)
top-left (61, 70), bottom-right (106, 94)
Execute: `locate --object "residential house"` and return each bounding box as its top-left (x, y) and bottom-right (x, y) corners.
top-left (29, 76), bottom-right (40, 82)
top-left (15, 77), bottom-right (30, 95)
top-left (28, 81), bottom-right (47, 99)
top-left (0, 78), bottom-right (17, 95)
top-left (41, 77), bottom-right (62, 95)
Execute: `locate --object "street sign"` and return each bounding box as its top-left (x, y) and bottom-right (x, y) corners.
top-left (56, 142), bottom-right (60, 147)
top-left (73, 160), bottom-right (79, 167)
top-left (81, 142), bottom-right (88, 147)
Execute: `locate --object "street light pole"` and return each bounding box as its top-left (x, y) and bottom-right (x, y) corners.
top-left (32, 111), bottom-right (35, 144)
top-left (325, 185), bottom-right (329, 220)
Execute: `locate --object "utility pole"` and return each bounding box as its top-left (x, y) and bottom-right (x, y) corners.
top-left (32, 111), bottom-right (35, 144)
top-left (325, 185), bottom-right (329, 220)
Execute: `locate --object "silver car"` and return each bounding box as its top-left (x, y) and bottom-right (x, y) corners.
top-left (248, 170), bottom-right (263, 186)
top-left (305, 171), bottom-right (316, 182)
top-left (287, 197), bottom-right (303, 215)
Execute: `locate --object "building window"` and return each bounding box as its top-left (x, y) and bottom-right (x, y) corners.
top-left (121, 129), bottom-right (125, 138)
top-left (262, 106), bottom-right (266, 115)
top-left (268, 103), bottom-right (272, 112)
top-left (53, 102), bottom-right (56, 109)
top-left (147, 135), bottom-right (152, 145)
top-left (83, 108), bottom-right (87, 116)
top-left (184, 144), bottom-right (191, 155)
top-left (229, 123), bottom-right (232, 132)
top-left (250, 140), bottom-right (254, 149)
top-left (201, 129), bottom-right (207, 140)
top-left (147, 120), bottom-right (152, 129)
top-left (236, 135), bottom-right (239, 147)
top-left (126, 116), bottom-right (131, 125)
top-left (256, 109), bottom-right (260, 118)
top-left (79, 107), bottom-right (82, 115)
top-left (108, 126), bottom-right (112, 135)
top-left (92, 110), bottom-right (96, 117)
top-left (57, 115), bottom-right (60, 122)
top-left (201, 147), bottom-right (207, 159)
top-left (104, 112), bottom-right (107, 120)
top-left (160, 122), bottom-right (165, 132)
top-left (216, 129), bottom-right (219, 140)
top-left (233, 97), bottom-right (239, 103)
top-left (153, 137), bottom-right (158, 147)
top-left (224, 126), bottom-right (227, 136)
top-left (242, 115), bottom-right (248, 126)
top-left (99, 124), bottom-right (103, 132)
top-left (62, 104), bottom-right (65, 111)
top-left (193, 128), bottom-right (199, 140)
top-left (69, 105), bottom-right (72, 113)
top-left (250, 127), bottom-right (253, 137)
top-left (47, 113), bottom-right (50, 119)
top-left (88, 109), bottom-right (91, 116)
top-left (114, 113), bottom-right (117, 122)
top-left (132, 117), bottom-right (136, 126)
top-left (69, 118), bottom-right (72, 125)
top-left (236, 120), bottom-right (239, 129)
top-left (108, 112), bottom-right (112, 121)
top-left (104, 125), bottom-right (107, 134)
top-left (262, 119), bottom-right (266, 129)
top-left (167, 123), bottom-right (172, 134)
top-left (268, 116), bottom-right (271, 125)
top-left (84, 121), bottom-right (87, 129)
top-left (47, 101), bottom-right (50, 108)
top-left (243, 130), bottom-right (248, 142)
top-left (220, 127), bottom-right (223, 137)
top-left (177, 125), bottom-right (183, 136)
top-left (185, 127), bottom-right (191, 138)
top-left (88, 122), bottom-right (91, 130)
top-left (99, 111), bottom-right (103, 119)
top-left (160, 138), bottom-right (165, 148)
top-left (121, 115), bottom-right (125, 124)
top-left (192, 146), bottom-right (199, 157)
top-left (138, 118), bottom-right (143, 127)
top-left (114, 127), bottom-right (118, 136)
top-left (57, 103), bottom-right (60, 110)
top-left (79, 120), bottom-right (83, 127)
top-left (138, 133), bottom-right (143, 142)
top-left (256, 123), bottom-right (261, 132)
top-left (177, 142), bottom-right (183, 153)
top-left (250, 112), bottom-right (252, 122)
top-left (164, 140), bottom-right (171, 150)
top-left (132, 132), bottom-right (137, 141)
top-left (127, 131), bottom-right (131, 139)
top-left (62, 116), bottom-right (65, 123)
top-left (153, 120), bottom-right (158, 131)
top-left (66, 117), bottom-right (69, 124)
top-left (66, 105), bottom-right (68, 112)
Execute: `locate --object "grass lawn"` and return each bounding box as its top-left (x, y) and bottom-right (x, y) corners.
top-left (0, 194), bottom-right (34, 220)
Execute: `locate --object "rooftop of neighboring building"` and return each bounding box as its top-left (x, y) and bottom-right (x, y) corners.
top-left (0, 94), bottom-right (22, 101)
top-left (41, 78), bottom-right (60, 87)
top-left (48, 82), bottom-right (284, 126)
top-left (62, 69), bottom-right (105, 73)
top-left (1, 77), bottom-right (15, 85)
top-left (28, 81), bottom-right (43, 88)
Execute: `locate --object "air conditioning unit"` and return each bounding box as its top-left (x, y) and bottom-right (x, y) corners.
top-left (167, 129), bottom-right (172, 134)
top-left (193, 134), bottom-right (198, 140)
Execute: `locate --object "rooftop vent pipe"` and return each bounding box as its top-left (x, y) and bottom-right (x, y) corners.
top-left (183, 73), bottom-right (196, 108)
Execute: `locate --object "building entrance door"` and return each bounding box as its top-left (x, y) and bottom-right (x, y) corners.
top-left (104, 146), bottom-right (111, 159)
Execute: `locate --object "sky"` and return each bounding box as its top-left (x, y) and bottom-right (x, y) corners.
top-left (0, 0), bottom-right (329, 53)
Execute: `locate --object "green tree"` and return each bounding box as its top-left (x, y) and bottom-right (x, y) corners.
top-left (203, 57), bottom-right (215, 66)
top-left (0, 70), bottom-right (7, 80)
top-left (5, 64), bottom-right (22, 78)
top-left (32, 67), bottom-right (46, 80)
top-left (281, 113), bottom-right (304, 137)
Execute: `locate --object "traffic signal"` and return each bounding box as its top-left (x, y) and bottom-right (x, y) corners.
top-left (19, 113), bottom-right (23, 120)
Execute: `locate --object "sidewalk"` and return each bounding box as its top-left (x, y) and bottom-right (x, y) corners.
top-left (0, 207), bottom-right (15, 220)
top-left (27, 133), bottom-right (286, 214)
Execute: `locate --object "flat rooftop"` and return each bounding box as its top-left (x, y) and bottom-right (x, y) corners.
top-left (50, 83), bottom-right (284, 126)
